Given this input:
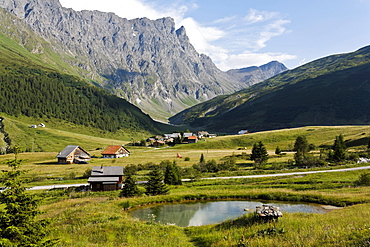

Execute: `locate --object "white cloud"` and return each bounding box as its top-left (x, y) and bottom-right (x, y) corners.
top-left (178, 17), bottom-right (225, 54)
top-left (244, 8), bottom-right (277, 24)
top-left (255, 19), bottom-right (291, 50)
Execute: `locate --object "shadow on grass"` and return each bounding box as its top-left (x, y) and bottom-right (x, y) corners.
top-left (184, 213), bottom-right (262, 247)
top-left (36, 161), bottom-right (68, 165)
top-left (215, 212), bottom-right (260, 230)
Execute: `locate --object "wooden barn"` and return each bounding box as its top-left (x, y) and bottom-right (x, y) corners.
top-left (101, 145), bottom-right (130, 158)
top-left (185, 136), bottom-right (198, 144)
top-left (88, 166), bottom-right (124, 191)
top-left (56, 145), bottom-right (90, 164)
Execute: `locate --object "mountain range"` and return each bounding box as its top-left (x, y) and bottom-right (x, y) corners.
top-left (1, 0), bottom-right (370, 138)
top-left (0, 0), bottom-right (287, 121)
top-left (170, 45), bottom-right (370, 133)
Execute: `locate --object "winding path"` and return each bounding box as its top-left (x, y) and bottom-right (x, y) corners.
top-left (28, 165), bottom-right (370, 190)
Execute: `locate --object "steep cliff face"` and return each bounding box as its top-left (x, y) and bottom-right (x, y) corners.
top-left (0, 0), bottom-right (285, 120)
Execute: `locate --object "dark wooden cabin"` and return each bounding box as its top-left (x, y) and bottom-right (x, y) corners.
top-left (88, 166), bottom-right (123, 191)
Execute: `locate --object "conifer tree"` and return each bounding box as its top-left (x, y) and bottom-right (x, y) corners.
top-left (332, 134), bottom-right (346, 162)
top-left (145, 166), bottom-right (169, 196)
top-left (275, 146), bottom-right (282, 155)
top-left (199, 153), bottom-right (205, 164)
top-left (164, 161), bottom-right (182, 185)
top-left (250, 141), bottom-right (269, 166)
top-left (0, 148), bottom-right (57, 246)
top-left (120, 174), bottom-right (139, 197)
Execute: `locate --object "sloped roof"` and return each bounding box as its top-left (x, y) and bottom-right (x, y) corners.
top-left (101, 145), bottom-right (121, 155)
top-left (187, 136), bottom-right (198, 140)
top-left (88, 177), bottom-right (119, 183)
top-left (101, 145), bottom-right (130, 155)
top-left (56, 145), bottom-right (90, 158)
top-left (91, 166), bottom-right (123, 176)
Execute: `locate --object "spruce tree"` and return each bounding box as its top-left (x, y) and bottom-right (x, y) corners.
top-left (164, 162), bottom-right (182, 185)
top-left (199, 153), bottom-right (205, 164)
top-left (145, 167), bottom-right (169, 196)
top-left (250, 141), bottom-right (269, 166)
top-left (0, 150), bottom-right (57, 246)
top-left (275, 146), bottom-right (282, 155)
top-left (120, 174), bottom-right (140, 197)
top-left (332, 134), bottom-right (346, 162)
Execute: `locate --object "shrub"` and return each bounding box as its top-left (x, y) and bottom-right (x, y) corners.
top-left (82, 168), bottom-right (92, 178)
top-left (355, 172), bottom-right (370, 186)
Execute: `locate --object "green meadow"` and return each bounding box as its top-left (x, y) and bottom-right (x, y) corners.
top-left (38, 170), bottom-right (370, 247)
top-left (1, 120), bottom-right (370, 246)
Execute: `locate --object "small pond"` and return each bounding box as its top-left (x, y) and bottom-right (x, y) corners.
top-left (130, 200), bottom-right (328, 227)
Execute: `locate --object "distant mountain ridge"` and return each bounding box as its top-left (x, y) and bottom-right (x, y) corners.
top-left (226, 61), bottom-right (287, 87)
top-left (170, 45), bottom-right (370, 133)
top-left (0, 0), bottom-right (287, 121)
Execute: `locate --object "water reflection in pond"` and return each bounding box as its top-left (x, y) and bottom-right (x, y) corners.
top-left (130, 200), bottom-right (327, 227)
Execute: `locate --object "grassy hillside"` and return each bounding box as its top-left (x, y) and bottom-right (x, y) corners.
top-left (173, 125), bottom-right (370, 151)
top-left (0, 114), bottom-right (137, 152)
top-left (0, 11), bottom-right (165, 151)
top-left (170, 45), bottom-right (370, 133)
top-left (0, 8), bottom-right (87, 77)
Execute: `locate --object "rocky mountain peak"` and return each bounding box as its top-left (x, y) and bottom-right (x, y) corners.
top-left (0, 0), bottom-right (287, 121)
top-left (226, 61), bottom-right (288, 87)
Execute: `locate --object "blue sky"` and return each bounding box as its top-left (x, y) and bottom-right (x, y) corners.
top-left (59, 0), bottom-right (370, 70)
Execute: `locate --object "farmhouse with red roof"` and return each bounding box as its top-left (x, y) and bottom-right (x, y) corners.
top-left (101, 145), bottom-right (130, 158)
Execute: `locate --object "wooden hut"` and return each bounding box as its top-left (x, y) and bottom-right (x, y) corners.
top-left (88, 166), bottom-right (123, 191)
top-left (56, 145), bottom-right (90, 164)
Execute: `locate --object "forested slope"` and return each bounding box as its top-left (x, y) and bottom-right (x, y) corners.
top-left (0, 30), bottom-right (160, 134)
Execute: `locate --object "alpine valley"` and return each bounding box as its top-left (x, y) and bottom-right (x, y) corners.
top-left (0, 0), bottom-right (287, 122)
top-left (170, 45), bottom-right (370, 133)
top-left (1, 0), bottom-right (370, 137)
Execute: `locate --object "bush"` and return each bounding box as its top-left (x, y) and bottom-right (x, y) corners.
top-left (67, 172), bottom-right (76, 180)
top-left (82, 168), bottom-right (92, 178)
top-left (355, 172), bottom-right (370, 186)
top-left (184, 157), bottom-right (190, 161)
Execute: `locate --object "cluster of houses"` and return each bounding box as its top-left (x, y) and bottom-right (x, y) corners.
top-left (55, 145), bottom-right (130, 192)
top-left (55, 130), bottom-right (218, 192)
top-left (56, 145), bottom-right (130, 164)
top-left (147, 131), bottom-right (217, 147)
